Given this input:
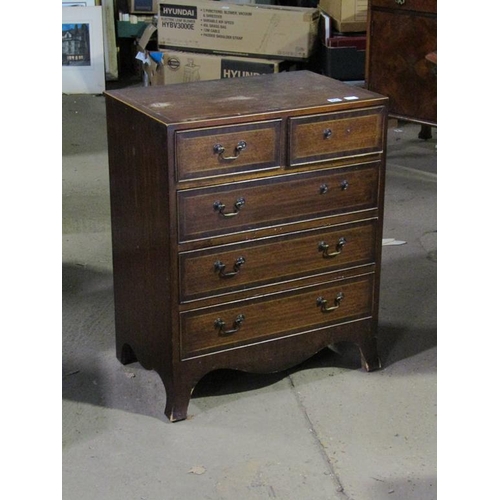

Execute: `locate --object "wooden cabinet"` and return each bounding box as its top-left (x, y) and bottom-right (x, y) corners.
top-left (104, 71), bottom-right (388, 421)
top-left (365, 0), bottom-right (437, 126)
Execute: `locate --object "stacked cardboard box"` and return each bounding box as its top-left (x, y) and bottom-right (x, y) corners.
top-left (157, 0), bottom-right (320, 61)
top-left (137, 0), bottom-right (320, 86)
top-left (318, 0), bottom-right (367, 33)
top-left (150, 50), bottom-right (290, 85)
top-left (137, 24), bottom-right (294, 85)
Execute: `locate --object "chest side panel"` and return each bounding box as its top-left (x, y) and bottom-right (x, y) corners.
top-left (106, 97), bottom-right (174, 369)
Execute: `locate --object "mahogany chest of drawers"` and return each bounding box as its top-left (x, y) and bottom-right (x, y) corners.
top-left (365, 0), bottom-right (437, 126)
top-left (104, 71), bottom-right (388, 421)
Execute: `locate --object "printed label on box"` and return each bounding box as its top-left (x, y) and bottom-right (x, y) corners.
top-left (157, 1), bottom-right (319, 60)
top-left (220, 59), bottom-right (276, 79)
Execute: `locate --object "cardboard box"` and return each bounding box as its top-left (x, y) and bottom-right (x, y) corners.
top-left (128, 0), bottom-right (159, 14)
top-left (149, 50), bottom-right (287, 85)
top-left (319, 0), bottom-right (367, 33)
top-left (157, 1), bottom-right (320, 61)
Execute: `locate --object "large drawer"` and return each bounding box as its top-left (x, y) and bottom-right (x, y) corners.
top-left (180, 274), bottom-right (374, 359)
top-left (177, 162), bottom-right (379, 242)
top-left (179, 219), bottom-right (377, 302)
top-left (288, 107), bottom-right (385, 166)
top-left (175, 120), bottom-right (281, 181)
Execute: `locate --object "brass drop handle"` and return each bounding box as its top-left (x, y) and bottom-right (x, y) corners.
top-left (213, 197), bottom-right (245, 218)
top-left (324, 128), bottom-right (332, 139)
top-left (214, 140), bottom-right (247, 161)
top-left (214, 256), bottom-right (245, 278)
top-left (317, 292), bottom-right (344, 312)
top-left (318, 237), bottom-right (347, 258)
top-left (214, 314), bottom-right (245, 336)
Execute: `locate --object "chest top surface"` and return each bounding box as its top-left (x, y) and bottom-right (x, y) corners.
top-left (104, 71), bottom-right (387, 125)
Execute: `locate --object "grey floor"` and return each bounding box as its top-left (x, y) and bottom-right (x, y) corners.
top-left (62, 84), bottom-right (437, 500)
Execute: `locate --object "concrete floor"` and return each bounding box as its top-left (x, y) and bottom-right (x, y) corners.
top-left (62, 81), bottom-right (437, 500)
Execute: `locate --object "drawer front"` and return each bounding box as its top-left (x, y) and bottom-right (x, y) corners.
top-left (178, 163), bottom-right (379, 242)
top-left (180, 274), bottom-right (374, 359)
top-left (175, 120), bottom-right (281, 181)
top-left (289, 107), bottom-right (385, 166)
top-left (179, 219), bottom-right (377, 302)
top-left (370, 0), bottom-right (437, 14)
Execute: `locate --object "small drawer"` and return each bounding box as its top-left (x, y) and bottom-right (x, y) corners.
top-left (289, 107), bottom-right (385, 166)
top-left (177, 162), bottom-right (379, 242)
top-left (179, 219), bottom-right (377, 302)
top-left (370, 0), bottom-right (436, 14)
top-left (175, 120), bottom-right (281, 181)
top-left (180, 274), bottom-right (374, 359)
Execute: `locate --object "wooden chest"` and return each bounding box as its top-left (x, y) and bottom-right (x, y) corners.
top-left (104, 71), bottom-right (388, 421)
top-left (365, 0), bottom-right (437, 125)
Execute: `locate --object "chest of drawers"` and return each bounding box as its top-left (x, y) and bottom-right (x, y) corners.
top-left (104, 71), bottom-right (388, 421)
top-left (365, 0), bottom-right (437, 125)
